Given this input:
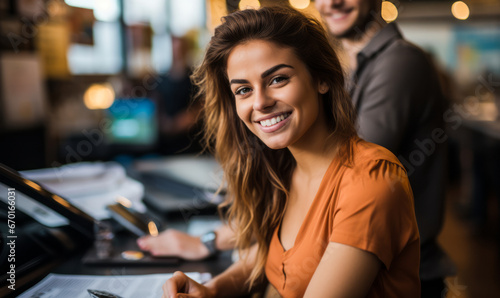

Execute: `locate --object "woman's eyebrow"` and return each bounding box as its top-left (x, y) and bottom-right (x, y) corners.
top-left (229, 64), bottom-right (294, 85)
top-left (230, 79), bottom-right (249, 85)
top-left (261, 64), bottom-right (293, 78)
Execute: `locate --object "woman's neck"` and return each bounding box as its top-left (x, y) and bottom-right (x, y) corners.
top-left (288, 129), bottom-right (338, 179)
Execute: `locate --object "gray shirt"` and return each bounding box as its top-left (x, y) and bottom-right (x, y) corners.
top-left (349, 23), bottom-right (456, 280)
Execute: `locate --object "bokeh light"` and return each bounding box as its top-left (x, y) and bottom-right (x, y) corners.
top-left (83, 83), bottom-right (115, 110)
top-left (289, 0), bottom-right (311, 10)
top-left (381, 1), bottom-right (398, 23)
top-left (452, 1), bottom-right (470, 20)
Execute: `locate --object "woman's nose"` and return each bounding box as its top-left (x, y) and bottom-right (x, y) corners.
top-left (253, 89), bottom-right (275, 111)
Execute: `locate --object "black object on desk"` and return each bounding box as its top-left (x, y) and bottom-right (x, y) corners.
top-left (140, 171), bottom-right (220, 214)
top-left (106, 202), bottom-right (159, 237)
top-left (0, 163), bottom-right (95, 296)
top-left (88, 289), bottom-right (123, 298)
top-left (0, 164), bottom-right (95, 239)
top-left (0, 163), bottom-right (179, 296)
top-left (132, 155), bottom-right (225, 215)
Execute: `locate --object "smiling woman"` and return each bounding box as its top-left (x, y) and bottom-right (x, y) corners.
top-left (228, 40), bottom-right (330, 150)
top-left (162, 6), bottom-right (420, 298)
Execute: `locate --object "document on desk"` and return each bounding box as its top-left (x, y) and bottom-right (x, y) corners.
top-left (18, 272), bottom-right (211, 298)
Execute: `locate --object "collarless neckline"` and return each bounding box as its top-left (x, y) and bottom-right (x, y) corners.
top-left (276, 155), bottom-right (341, 254)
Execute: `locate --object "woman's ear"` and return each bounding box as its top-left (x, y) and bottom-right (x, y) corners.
top-left (318, 81), bottom-right (329, 94)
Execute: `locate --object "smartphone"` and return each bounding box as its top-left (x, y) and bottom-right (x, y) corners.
top-left (106, 203), bottom-right (157, 237)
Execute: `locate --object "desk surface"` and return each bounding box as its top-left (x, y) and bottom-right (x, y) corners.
top-left (1, 155), bottom-right (232, 297)
top-left (54, 248), bottom-right (234, 277)
top-left (8, 214), bottom-right (232, 297)
top-left (9, 234), bottom-right (233, 297)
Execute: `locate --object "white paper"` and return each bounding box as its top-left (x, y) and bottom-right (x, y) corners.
top-left (21, 162), bottom-right (127, 197)
top-left (21, 162), bottom-right (146, 220)
top-left (18, 272), bottom-right (211, 298)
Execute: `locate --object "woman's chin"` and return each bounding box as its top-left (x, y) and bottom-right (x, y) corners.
top-left (262, 141), bottom-right (289, 150)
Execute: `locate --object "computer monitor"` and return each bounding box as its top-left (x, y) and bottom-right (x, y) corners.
top-left (105, 98), bottom-right (157, 150)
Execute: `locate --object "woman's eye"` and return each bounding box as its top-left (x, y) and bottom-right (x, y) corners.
top-left (271, 76), bottom-right (289, 85)
top-left (235, 87), bottom-right (251, 96)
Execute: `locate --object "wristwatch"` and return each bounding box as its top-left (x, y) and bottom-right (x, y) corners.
top-left (200, 231), bottom-right (218, 256)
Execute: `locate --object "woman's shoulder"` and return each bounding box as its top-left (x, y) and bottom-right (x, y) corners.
top-left (337, 139), bottom-right (414, 212)
top-left (350, 139), bottom-right (403, 169)
top-left (337, 139), bottom-right (408, 184)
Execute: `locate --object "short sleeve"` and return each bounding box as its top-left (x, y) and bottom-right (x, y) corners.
top-left (329, 159), bottom-right (419, 269)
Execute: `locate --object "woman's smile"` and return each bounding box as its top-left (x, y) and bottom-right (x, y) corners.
top-left (255, 111), bottom-right (292, 133)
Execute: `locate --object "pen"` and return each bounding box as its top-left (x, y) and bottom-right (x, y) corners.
top-left (87, 289), bottom-right (123, 298)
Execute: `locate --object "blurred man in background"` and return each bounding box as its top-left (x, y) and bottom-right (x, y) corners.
top-left (315, 0), bottom-right (455, 296)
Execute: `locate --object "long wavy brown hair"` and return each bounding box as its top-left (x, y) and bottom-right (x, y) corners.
top-left (192, 6), bottom-right (357, 288)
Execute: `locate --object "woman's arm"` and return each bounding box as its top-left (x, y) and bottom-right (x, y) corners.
top-left (304, 242), bottom-right (381, 298)
top-left (137, 224), bottom-right (236, 260)
top-left (163, 244), bottom-right (259, 298)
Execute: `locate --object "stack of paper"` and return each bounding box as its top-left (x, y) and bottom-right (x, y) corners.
top-left (21, 162), bottom-right (145, 219)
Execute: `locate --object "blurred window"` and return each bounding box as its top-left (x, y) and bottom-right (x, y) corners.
top-left (67, 21), bottom-right (122, 74)
top-left (169, 0), bottom-right (205, 36)
top-left (65, 0), bottom-right (206, 75)
top-left (65, 0), bottom-right (123, 74)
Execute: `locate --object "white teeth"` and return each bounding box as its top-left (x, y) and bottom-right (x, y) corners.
top-left (331, 11), bottom-right (349, 20)
top-left (332, 13), bottom-right (345, 20)
top-left (260, 113), bottom-right (290, 127)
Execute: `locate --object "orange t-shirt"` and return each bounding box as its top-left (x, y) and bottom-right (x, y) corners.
top-left (265, 140), bottom-right (420, 297)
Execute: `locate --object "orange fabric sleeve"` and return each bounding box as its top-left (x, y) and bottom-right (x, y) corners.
top-left (329, 158), bottom-right (418, 270)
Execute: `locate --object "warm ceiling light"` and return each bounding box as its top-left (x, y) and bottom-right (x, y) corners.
top-left (381, 1), bottom-right (398, 23)
top-left (64, 0), bottom-right (95, 9)
top-left (452, 1), bottom-right (470, 20)
top-left (239, 0), bottom-right (260, 10)
top-left (289, 0), bottom-right (310, 10)
top-left (83, 83), bottom-right (115, 110)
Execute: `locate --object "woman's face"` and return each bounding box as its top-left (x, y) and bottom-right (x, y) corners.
top-left (226, 40), bottom-right (329, 150)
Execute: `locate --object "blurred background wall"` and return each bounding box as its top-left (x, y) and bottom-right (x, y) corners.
top-left (1, 0), bottom-right (498, 169)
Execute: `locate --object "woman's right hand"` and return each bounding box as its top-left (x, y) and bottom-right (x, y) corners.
top-left (162, 271), bottom-right (215, 298)
top-left (137, 229), bottom-right (211, 260)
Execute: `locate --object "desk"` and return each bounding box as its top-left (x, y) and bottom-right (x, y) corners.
top-left (3, 202), bottom-right (231, 297)
top-left (0, 155), bottom-right (232, 297)
top-left (8, 225), bottom-right (233, 297)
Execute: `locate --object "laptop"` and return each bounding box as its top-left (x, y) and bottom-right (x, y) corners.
top-left (133, 154), bottom-right (226, 214)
